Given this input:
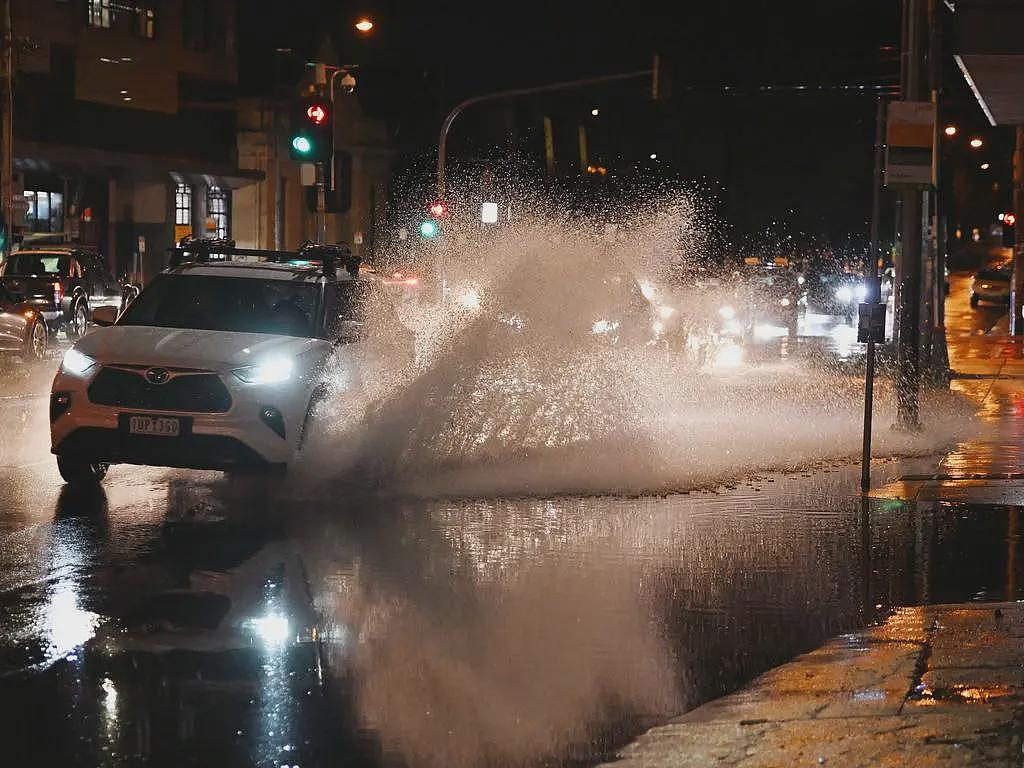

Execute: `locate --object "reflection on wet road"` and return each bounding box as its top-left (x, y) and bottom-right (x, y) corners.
top-left (0, 282), bottom-right (1021, 766)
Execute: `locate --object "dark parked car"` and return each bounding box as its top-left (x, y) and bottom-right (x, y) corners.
top-left (0, 246), bottom-right (123, 338)
top-left (0, 284), bottom-right (47, 359)
top-left (970, 264), bottom-right (1011, 308)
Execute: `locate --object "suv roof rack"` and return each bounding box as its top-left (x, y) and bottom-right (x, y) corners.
top-left (169, 237), bottom-right (361, 278)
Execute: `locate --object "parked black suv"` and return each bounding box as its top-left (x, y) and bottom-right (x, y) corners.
top-left (0, 246), bottom-right (122, 338)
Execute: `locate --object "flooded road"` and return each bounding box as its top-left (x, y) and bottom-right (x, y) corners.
top-left (0, 273), bottom-right (1018, 767)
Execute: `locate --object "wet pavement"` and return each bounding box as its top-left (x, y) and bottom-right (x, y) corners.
top-left (0, 275), bottom-right (1019, 767)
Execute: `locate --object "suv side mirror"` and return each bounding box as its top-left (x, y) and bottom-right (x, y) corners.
top-left (92, 305), bottom-right (118, 327)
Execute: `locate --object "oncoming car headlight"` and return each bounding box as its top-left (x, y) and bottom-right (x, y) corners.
top-left (62, 348), bottom-right (97, 375)
top-left (233, 356), bottom-right (295, 384)
top-left (718, 305), bottom-right (736, 320)
top-left (779, 297), bottom-right (791, 307)
top-left (835, 286), bottom-right (853, 303)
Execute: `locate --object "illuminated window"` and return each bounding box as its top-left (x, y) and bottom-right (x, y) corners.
top-left (133, 2), bottom-right (155, 39)
top-left (24, 191), bottom-right (64, 233)
top-left (207, 186), bottom-right (229, 238)
top-left (175, 183), bottom-right (192, 226)
top-left (87, 0), bottom-right (112, 28)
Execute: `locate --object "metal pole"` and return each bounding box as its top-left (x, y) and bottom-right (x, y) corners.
top-left (896, 0), bottom-right (924, 430)
top-left (862, 97), bottom-right (886, 492)
top-left (1, 0), bottom-right (12, 254)
top-left (1012, 126), bottom-right (1024, 335)
top-left (436, 70), bottom-right (652, 201)
top-left (315, 162), bottom-right (326, 245)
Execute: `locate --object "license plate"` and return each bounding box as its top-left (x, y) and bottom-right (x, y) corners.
top-left (126, 415), bottom-right (181, 437)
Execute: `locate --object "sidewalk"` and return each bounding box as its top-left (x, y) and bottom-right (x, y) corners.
top-left (602, 603), bottom-right (1024, 767)
top-left (601, 330), bottom-right (1024, 767)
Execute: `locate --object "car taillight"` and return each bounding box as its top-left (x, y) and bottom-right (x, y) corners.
top-left (51, 281), bottom-right (63, 306)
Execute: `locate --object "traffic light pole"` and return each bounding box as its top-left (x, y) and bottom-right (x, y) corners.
top-left (315, 162), bottom-right (326, 245)
top-left (436, 70), bottom-right (653, 201)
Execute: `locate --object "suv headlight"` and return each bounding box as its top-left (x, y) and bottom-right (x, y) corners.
top-left (62, 348), bottom-right (96, 375)
top-left (233, 356), bottom-right (294, 384)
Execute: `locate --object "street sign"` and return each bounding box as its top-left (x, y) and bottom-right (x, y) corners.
top-left (858, 303), bottom-right (886, 343)
top-left (299, 163), bottom-right (316, 187)
top-left (885, 101), bottom-right (936, 187)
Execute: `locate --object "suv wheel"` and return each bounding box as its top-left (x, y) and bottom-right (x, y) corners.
top-left (56, 455), bottom-right (108, 485)
top-left (24, 320), bottom-right (47, 360)
top-left (69, 301), bottom-right (89, 339)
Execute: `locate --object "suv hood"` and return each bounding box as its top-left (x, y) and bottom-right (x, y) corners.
top-left (72, 325), bottom-right (324, 370)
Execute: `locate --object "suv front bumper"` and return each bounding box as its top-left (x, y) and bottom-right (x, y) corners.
top-left (51, 370), bottom-right (309, 470)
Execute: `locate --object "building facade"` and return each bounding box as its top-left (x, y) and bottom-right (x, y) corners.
top-left (11, 0), bottom-right (259, 281)
top-left (233, 93), bottom-right (393, 262)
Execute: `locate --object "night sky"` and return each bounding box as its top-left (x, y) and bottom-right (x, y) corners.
top-left (239, 1), bottom-right (1000, 252)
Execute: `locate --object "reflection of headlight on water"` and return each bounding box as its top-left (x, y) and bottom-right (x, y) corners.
top-left (652, 320), bottom-right (664, 335)
top-left (718, 305), bottom-right (735, 319)
top-left (639, 280), bottom-right (656, 301)
top-left (458, 290), bottom-right (481, 310)
top-left (592, 319), bottom-right (620, 335)
top-left (247, 614), bottom-right (291, 646)
top-left (713, 342), bottom-right (744, 368)
top-left (835, 286), bottom-right (853, 302)
top-left (797, 275), bottom-right (806, 285)
top-left (657, 304), bottom-right (675, 320)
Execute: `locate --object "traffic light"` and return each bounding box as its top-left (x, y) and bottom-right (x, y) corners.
top-left (1003, 212), bottom-right (1017, 248)
top-left (306, 151), bottom-right (352, 213)
top-left (428, 200), bottom-right (448, 219)
top-left (289, 99), bottom-right (333, 163)
top-left (419, 219), bottom-right (439, 238)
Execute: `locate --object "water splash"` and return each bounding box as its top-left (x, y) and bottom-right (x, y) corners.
top-left (299, 191), bottom-right (979, 499)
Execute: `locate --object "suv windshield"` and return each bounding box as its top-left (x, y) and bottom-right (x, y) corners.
top-left (5, 252), bottom-right (66, 276)
top-left (119, 274), bottom-right (320, 337)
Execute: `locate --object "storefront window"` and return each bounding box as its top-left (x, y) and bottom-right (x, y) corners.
top-left (23, 191), bottom-right (64, 233)
top-left (87, 0), bottom-right (112, 28)
top-left (133, 1), bottom-right (156, 39)
top-left (207, 186), bottom-right (229, 239)
top-left (175, 183), bottom-right (192, 226)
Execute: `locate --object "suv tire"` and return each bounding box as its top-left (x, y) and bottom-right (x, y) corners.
top-left (24, 319), bottom-right (47, 361)
top-left (56, 455), bottom-right (108, 485)
top-left (69, 300), bottom-right (89, 339)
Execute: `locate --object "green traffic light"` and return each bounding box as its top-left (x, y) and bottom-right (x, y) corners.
top-left (291, 135), bottom-right (312, 154)
top-left (419, 219), bottom-right (438, 238)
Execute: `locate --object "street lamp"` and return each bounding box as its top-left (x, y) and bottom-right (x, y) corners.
top-left (591, 108), bottom-right (599, 116)
top-left (355, 18), bottom-right (374, 33)
top-left (944, 125), bottom-right (957, 137)
top-left (980, 162), bottom-right (990, 170)
top-left (970, 137), bottom-right (984, 149)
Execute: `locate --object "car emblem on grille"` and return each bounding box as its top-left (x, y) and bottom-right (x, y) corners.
top-left (145, 367), bottom-right (171, 385)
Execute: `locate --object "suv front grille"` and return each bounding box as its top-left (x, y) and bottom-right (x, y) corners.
top-left (88, 367), bottom-right (232, 413)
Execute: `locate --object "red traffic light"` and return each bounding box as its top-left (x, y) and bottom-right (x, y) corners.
top-left (1005, 213), bottom-right (1017, 227)
top-left (428, 201), bottom-right (448, 218)
top-left (306, 103), bottom-right (329, 125)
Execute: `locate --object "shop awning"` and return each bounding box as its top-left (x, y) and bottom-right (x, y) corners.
top-left (14, 141), bottom-right (264, 189)
top-left (954, 1), bottom-right (1024, 126)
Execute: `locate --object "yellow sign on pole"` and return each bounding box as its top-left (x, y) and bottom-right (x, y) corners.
top-left (174, 225), bottom-right (192, 242)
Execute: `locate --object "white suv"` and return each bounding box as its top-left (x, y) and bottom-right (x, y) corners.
top-left (49, 241), bottom-right (412, 485)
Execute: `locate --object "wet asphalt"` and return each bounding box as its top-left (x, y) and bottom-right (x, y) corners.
top-left (0, 273), bottom-right (1019, 768)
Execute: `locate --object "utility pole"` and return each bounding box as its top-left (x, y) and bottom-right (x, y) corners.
top-left (895, 0), bottom-right (927, 430)
top-left (1013, 127), bottom-right (1024, 333)
top-left (1, 0), bottom-right (13, 254)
